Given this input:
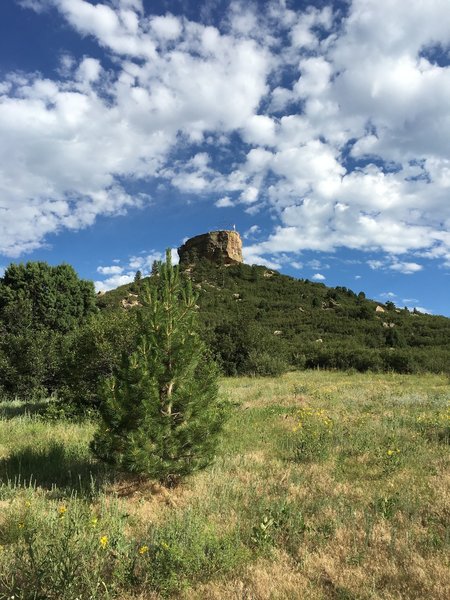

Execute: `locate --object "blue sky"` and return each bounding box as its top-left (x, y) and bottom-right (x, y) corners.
top-left (1, 0), bottom-right (450, 315)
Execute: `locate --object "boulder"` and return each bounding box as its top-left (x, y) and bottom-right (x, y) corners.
top-left (178, 230), bottom-right (243, 265)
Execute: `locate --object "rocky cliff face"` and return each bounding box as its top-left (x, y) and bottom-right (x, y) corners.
top-left (178, 230), bottom-right (243, 265)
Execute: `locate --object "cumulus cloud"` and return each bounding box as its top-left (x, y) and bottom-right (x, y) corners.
top-left (215, 196), bottom-right (234, 208)
top-left (367, 258), bottom-right (423, 274)
top-left (97, 265), bottom-right (124, 275)
top-left (95, 273), bottom-right (135, 292)
top-left (95, 248), bottom-right (179, 291)
top-left (244, 225), bottom-right (261, 239)
top-left (389, 261), bottom-right (423, 274)
top-left (1, 0), bottom-right (270, 256)
top-left (312, 273), bottom-right (325, 281)
top-left (3, 0), bottom-right (450, 274)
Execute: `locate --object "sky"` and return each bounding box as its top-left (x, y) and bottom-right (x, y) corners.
top-left (1, 0), bottom-right (450, 315)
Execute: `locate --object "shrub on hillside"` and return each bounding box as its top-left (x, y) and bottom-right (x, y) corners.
top-left (244, 349), bottom-right (289, 377)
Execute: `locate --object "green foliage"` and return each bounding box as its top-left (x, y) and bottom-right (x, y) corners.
top-left (0, 262), bottom-right (97, 399)
top-left (92, 251), bottom-right (228, 484)
top-left (0, 261), bottom-right (96, 334)
top-left (415, 406), bottom-right (450, 444)
top-left (0, 499), bottom-right (136, 600)
top-left (245, 349), bottom-right (288, 377)
top-left (58, 310), bottom-right (139, 413)
top-left (144, 512), bottom-right (248, 594)
top-left (0, 329), bottom-right (64, 399)
top-left (291, 405), bottom-right (334, 461)
top-left (98, 259), bottom-right (450, 377)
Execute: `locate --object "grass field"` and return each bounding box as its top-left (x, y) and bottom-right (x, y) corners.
top-left (0, 371), bottom-right (449, 599)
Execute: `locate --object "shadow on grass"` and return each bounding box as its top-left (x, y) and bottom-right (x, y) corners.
top-left (0, 442), bottom-right (112, 497)
top-left (0, 400), bottom-right (49, 420)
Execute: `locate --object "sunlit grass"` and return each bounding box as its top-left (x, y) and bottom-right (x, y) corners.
top-left (0, 371), bottom-right (449, 598)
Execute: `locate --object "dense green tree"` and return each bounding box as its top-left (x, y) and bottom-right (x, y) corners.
top-left (58, 310), bottom-right (139, 412)
top-left (0, 262), bottom-right (97, 398)
top-left (91, 251), bottom-right (228, 484)
top-left (0, 262), bottom-right (96, 334)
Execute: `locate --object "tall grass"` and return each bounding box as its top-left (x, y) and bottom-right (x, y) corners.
top-left (0, 371), bottom-right (449, 599)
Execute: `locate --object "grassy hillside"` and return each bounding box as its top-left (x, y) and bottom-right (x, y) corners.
top-left (99, 260), bottom-right (450, 374)
top-left (0, 372), bottom-right (449, 598)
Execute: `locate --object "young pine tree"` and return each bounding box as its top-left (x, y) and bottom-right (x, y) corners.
top-left (91, 250), bottom-right (228, 485)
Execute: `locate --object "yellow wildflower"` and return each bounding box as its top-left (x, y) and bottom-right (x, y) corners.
top-left (387, 450), bottom-right (394, 456)
top-left (58, 505), bottom-right (67, 516)
top-left (91, 517), bottom-right (98, 527)
top-left (139, 545), bottom-right (149, 555)
top-left (100, 535), bottom-right (108, 549)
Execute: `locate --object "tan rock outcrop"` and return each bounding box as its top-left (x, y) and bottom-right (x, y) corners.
top-left (178, 230), bottom-right (243, 265)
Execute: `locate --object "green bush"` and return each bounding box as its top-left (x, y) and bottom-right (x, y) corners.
top-left (57, 309), bottom-right (139, 413)
top-left (244, 349), bottom-right (289, 377)
top-left (0, 329), bottom-right (65, 399)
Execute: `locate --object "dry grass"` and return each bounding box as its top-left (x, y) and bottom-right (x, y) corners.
top-left (0, 371), bottom-right (449, 599)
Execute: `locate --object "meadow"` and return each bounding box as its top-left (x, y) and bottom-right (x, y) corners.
top-left (0, 371), bottom-right (449, 599)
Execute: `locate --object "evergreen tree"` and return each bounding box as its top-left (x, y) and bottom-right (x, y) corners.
top-left (91, 250), bottom-right (228, 484)
top-left (151, 260), bottom-right (161, 277)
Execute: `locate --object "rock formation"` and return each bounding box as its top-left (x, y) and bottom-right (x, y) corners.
top-left (178, 230), bottom-right (243, 265)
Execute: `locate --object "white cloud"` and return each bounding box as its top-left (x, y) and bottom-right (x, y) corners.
top-left (389, 261), bottom-right (423, 274)
top-left (95, 247), bottom-right (179, 291)
top-left (403, 305), bottom-right (433, 315)
top-left (242, 115), bottom-right (276, 146)
top-left (76, 57), bottom-right (101, 82)
top-left (308, 259), bottom-right (329, 270)
top-left (215, 196), bottom-right (234, 208)
top-left (244, 224), bottom-right (260, 239)
top-left (312, 273), bottom-right (325, 281)
top-left (149, 15), bottom-right (182, 41)
top-left (242, 246), bottom-right (280, 269)
top-left (379, 292), bottom-right (397, 298)
top-left (0, 1), bottom-right (271, 256)
top-left (17, 0), bottom-right (48, 12)
top-left (367, 258), bottom-right (423, 274)
top-left (97, 265), bottom-right (123, 275)
top-left (95, 273), bottom-right (134, 292)
top-left (3, 0), bottom-right (450, 275)
top-left (368, 260), bottom-right (384, 270)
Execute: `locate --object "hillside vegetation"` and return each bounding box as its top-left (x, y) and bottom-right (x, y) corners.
top-left (0, 372), bottom-right (448, 599)
top-left (100, 259), bottom-right (450, 376)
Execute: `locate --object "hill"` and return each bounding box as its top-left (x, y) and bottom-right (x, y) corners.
top-left (99, 259), bottom-right (450, 375)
